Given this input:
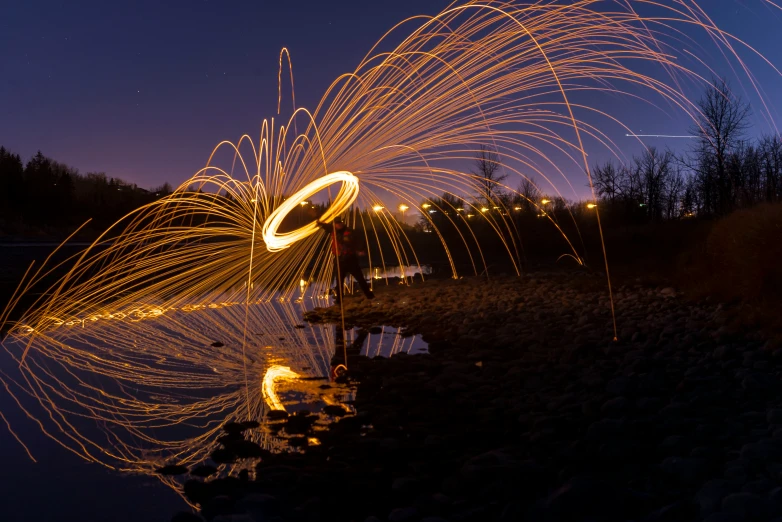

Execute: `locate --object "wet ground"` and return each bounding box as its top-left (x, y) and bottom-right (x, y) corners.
top-left (0, 280), bottom-right (427, 522)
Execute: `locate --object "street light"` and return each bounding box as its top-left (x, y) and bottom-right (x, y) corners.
top-left (422, 203), bottom-right (432, 209)
top-left (541, 198), bottom-right (551, 205)
top-left (372, 204), bottom-right (384, 212)
top-left (299, 200), bottom-right (309, 207)
top-left (398, 203), bottom-right (408, 222)
top-left (587, 203), bottom-right (597, 209)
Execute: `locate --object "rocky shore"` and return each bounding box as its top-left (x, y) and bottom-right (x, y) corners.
top-left (175, 272), bottom-right (782, 522)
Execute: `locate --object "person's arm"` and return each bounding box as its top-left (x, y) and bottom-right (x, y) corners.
top-left (316, 220), bottom-right (333, 233)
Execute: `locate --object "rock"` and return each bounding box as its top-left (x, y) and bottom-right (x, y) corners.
top-left (388, 507), bottom-right (419, 522)
top-left (768, 409), bottom-right (782, 425)
top-left (392, 477), bottom-right (420, 492)
top-left (600, 396), bottom-right (629, 416)
top-left (266, 409), bottom-right (289, 420)
top-left (713, 346), bottom-right (734, 360)
top-left (660, 287), bottom-right (676, 297)
top-left (587, 419), bottom-right (625, 440)
top-left (697, 479), bottom-right (737, 515)
top-left (212, 515), bottom-right (254, 522)
top-left (742, 372), bottom-right (776, 391)
top-left (323, 405), bottom-right (348, 417)
top-left (721, 492), bottom-right (766, 520)
top-left (461, 450), bottom-right (517, 481)
top-left (190, 465), bottom-right (218, 478)
top-left (660, 456), bottom-right (706, 485)
top-left (703, 513), bottom-right (744, 522)
top-left (172, 512), bottom-right (204, 522)
top-left (155, 464), bottom-right (189, 475)
top-left (742, 479), bottom-right (773, 495)
top-left (769, 487), bottom-right (782, 514)
top-left (740, 441), bottom-right (782, 462)
top-left (224, 439), bottom-right (265, 458)
top-left (543, 476), bottom-right (638, 520)
top-left (223, 421), bottom-right (252, 434)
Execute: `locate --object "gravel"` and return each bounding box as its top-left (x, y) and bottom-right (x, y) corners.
top-left (175, 272), bottom-right (782, 522)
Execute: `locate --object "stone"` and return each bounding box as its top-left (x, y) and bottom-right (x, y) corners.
top-left (768, 409), bottom-right (782, 425)
top-left (721, 492), bottom-right (766, 520)
top-left (697, 479), bottom-right (737, 515)
top-left (606, 376), bottom-right (635, 395)
top-left (461, 450), bottom-right (517, 481)
top-left (388, 507), bottom-right (419, 522)
top-left (171, 513), bottom-right (204, 522)
top-left (543, 475), bottom-right (638, 520)
top-left (212, 515), bottom-right (255, 522)
top-left (740, 441), bottom-right (782, 462)
top-left (600, 396), bottom-right (629, 417)
top-left (703, 513), bottom-right (744, 522)
top-left (587, 418), bottom-right (625, 439)
top-left (392, 477), bottom-right (420, 492)
top-left (660, 456), bottom-right (706, 485)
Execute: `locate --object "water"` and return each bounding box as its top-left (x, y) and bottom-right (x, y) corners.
top-left (0, 299), bottom-right (428, 522)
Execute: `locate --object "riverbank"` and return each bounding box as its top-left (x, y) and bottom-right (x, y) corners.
top-left (175, 272), bottom-right (782, 522)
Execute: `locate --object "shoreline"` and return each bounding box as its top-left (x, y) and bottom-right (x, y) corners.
top-left (176, 272), bottom-right (782, 522)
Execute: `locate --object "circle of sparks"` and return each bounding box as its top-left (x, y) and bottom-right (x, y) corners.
top-left (261, 171), bottom-right (359, 252)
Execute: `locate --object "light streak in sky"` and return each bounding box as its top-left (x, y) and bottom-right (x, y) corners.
top-left (626, 134), bottom-right (698, 139)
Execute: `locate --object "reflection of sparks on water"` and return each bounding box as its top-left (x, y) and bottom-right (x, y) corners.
top-left (0, 299), bottom-right (415, 475)
top-left (262, 365), bottom-right (300, 411)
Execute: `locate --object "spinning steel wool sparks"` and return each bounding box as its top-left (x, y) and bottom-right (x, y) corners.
top-left (0, 0), bottom-right (779, 491)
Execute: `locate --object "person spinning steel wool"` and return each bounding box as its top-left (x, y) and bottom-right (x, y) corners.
top-left (315, 215), bottom-right (375, 304)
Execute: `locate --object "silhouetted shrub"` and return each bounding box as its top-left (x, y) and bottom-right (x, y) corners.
top-left (682, 203), bottom-right (782, 302)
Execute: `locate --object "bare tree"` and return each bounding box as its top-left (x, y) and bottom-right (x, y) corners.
top-left (472, 145), bottom-right (507, 204)
top-left (664, 165), bottom-right (686, 219)
top-left (515, 176), bottom-right (539, 212)
top-left (759, 134), bottom-right (782, 203)
top-left (634, 147), bottom-right (673, 222)
top-left (690, 78), bottom-right (751, 216)
top-left (592, 160), bottom-right (622, 205)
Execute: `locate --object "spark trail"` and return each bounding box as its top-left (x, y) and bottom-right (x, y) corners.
top-left (0, 0), bottom-right (778, 494)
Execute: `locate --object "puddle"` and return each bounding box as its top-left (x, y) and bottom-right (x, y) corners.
top-left (260, 325), bottom-right (428, 451)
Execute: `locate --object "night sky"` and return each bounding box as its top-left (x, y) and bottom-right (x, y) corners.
top-left (1, 0), bottom-right (780, 198)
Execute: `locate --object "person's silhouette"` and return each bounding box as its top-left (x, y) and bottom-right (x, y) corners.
top-left (315, 216), bottom-right (375, 304)
top-left (330, 326), bottom-right (368, 381)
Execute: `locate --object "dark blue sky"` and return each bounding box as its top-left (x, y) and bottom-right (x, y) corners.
top-left (1, 0), bottom-right (780, 196)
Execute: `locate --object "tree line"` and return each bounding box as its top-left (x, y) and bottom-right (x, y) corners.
top-left (591, 79), bottom-right (782, 224)
top-left (426, 78), bottom-right (782, 230)
top-left (0, 148), bottom-right (173, 234)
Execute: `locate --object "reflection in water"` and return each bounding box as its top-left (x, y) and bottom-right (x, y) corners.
top-left (0, 298), bottom-right (426, 500)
